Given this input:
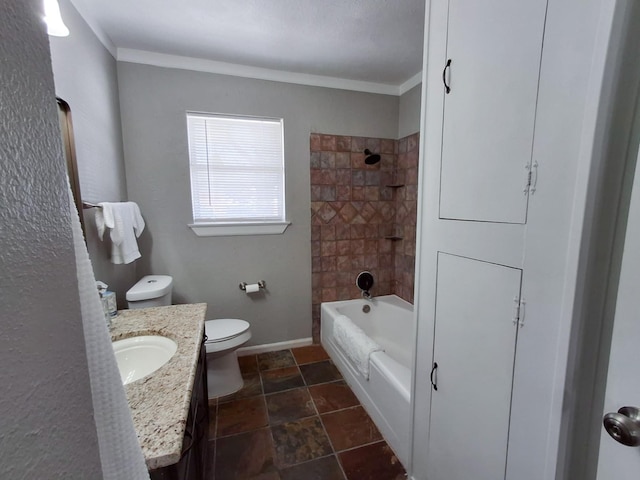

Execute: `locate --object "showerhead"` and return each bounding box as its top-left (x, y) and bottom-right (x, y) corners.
top-left (364, 149), bottom-right (381, 165)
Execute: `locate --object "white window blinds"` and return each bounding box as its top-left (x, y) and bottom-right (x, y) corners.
top-left (187, 113), bottom-right (285, 224)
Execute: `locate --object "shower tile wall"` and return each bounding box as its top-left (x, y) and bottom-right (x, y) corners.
top-left (310, 133), bottom-right (420, 341)
top-left (393, 132), bottom-right (419, 304)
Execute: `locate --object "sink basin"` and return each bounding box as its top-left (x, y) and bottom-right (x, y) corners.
top-left (112, 335), bottom-right (178, 385)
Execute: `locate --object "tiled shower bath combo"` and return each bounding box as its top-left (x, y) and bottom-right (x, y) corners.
top-left (310, 133), bottom-right (419, 340)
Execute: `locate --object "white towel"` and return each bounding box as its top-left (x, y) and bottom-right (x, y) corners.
top-left (96, 202), bottom-right (145, 264)
top-left (69, 189), bottom-right (149, 479)
top-left (333, 314), bottom-right (383, 379)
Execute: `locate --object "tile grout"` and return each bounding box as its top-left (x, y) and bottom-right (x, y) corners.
top-left (308, 372), bottom-right (349, 480)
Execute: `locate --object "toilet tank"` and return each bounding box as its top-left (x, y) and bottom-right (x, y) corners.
top-left (126, 275), bottom-right (173, 309)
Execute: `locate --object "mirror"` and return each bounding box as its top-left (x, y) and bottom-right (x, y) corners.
top-left (56, 97), bottom-right (84, 235)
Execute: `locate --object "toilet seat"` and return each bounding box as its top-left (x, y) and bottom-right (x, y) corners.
top-left (205, 319), bottom-right (250, 343)
top-left (204, 319), bottom-right (251, 355)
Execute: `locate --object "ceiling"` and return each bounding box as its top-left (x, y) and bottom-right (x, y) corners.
top-left (68, 0), bottom-right (425, 93)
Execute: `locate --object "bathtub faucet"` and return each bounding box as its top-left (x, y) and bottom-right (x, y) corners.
top-left (356, 272), bottom-right (375, 302)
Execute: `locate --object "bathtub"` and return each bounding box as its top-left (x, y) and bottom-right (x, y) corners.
top-left (321, 294), bottom-right (414, 467)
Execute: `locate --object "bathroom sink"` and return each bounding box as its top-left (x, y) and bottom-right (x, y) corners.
top-left (112, 335), bottom-right (178, 385)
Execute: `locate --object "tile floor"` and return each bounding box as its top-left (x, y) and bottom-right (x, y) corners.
top-left (207, 345), bottom-right (407, 480)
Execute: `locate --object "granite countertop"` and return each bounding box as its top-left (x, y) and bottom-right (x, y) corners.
top-left (110, 303), bottom-right (207, 470)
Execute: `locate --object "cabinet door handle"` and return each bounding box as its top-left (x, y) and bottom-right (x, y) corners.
top-left (442, 59), bottom-right (452, 94)
top-left (430, 362), bottom-right (438, 391)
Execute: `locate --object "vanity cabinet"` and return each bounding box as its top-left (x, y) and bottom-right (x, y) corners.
top-left (149, 341), bottom-right (209, 480)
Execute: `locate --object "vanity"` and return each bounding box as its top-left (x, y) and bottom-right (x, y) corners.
top-left (110, 303), bottom-right (208, 479)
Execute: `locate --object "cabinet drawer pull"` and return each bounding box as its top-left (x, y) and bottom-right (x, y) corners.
top-left (442, 59), bottom-right (452, 94)
top-left (430, 362), bottom-right (439, 391)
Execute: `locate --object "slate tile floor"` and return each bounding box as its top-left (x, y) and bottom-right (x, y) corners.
top-left (207, 345), bottom-right (406, 480)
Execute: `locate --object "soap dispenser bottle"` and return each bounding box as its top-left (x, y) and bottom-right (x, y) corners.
top-left (96, 281), bottom-right (117, 323)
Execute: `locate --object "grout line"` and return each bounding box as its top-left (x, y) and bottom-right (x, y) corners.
top-left (299, 357), bottom-right (363, 480)
top-left (263, 348), bottom-right (345, 477)
top-left (304, 376), bottom-right (346, 388)
top-left (262, 384), bottom-right (304, 396)
top-left (257, 364), bottom-right (298, 373)
top-left (279, 452), bottom-right (347, 477)
top-left (318, 403), bottom-right (363, 417)
top-left (215, 424), bottom-right (271, 440)
top-left (267, 411), bottom-right (317, 428)
top-left (309, 381), bottom-right (348, 480)
top-left (333, 438), bottom-right (386, 455)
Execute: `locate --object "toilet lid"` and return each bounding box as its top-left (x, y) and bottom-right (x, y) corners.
top-left (205, 319), bottom-right (250, 343)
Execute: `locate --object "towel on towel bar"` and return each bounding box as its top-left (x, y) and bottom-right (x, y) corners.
top-left (95, 202), bottom-right (145, 264)
top-left (333, 314), bottom-right (383, 380)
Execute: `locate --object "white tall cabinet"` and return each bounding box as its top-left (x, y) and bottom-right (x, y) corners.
top-left (411, 0), bottom-right (619, 479)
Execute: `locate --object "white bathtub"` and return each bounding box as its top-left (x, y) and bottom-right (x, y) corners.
top-left (321, 294), bottom-right (414, 467)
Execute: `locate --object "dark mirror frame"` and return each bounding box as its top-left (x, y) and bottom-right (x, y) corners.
top-left (57, 97), bottom-right (85, 236)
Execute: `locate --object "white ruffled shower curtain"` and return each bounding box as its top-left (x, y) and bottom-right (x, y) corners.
top-left (69, 186), bottom-right (150, 480)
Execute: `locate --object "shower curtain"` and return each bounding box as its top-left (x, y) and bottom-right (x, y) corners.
top-left (68, 185), bottom-right (149, 480)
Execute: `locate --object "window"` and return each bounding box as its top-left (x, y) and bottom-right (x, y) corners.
top-left (186, 112), bottom-right (289, 236)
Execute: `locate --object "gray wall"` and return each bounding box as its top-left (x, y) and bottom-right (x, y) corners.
top-left (49, 0), bottom-right (135, 307)
top-left (117, 62), bottom-right (399, 344)
top-left (0, 0), bottom-right (102, 476)
top-left (398, 83), bottom-right (422, 138)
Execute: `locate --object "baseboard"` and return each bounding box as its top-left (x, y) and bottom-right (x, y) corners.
top-left (237, 337), bottom-right (313, 356)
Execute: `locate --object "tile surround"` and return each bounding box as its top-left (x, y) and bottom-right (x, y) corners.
top-left (209, 346), bottom-right (407, 479)
top-left (310, 132), bottom-right (419, 340)
top-left (394, 132), bottom-right (419, 304)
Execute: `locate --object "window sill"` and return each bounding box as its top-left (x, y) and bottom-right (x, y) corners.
top-left (188, 221), bottom-right (291, 237)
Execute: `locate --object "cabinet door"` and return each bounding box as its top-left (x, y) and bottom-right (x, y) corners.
top-left (427, 253), bottom-right (521, 480)
top-left (439, 0), bottom-right (547, 224)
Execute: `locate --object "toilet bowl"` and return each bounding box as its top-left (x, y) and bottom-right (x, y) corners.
top-left (204, 319), bottom-right (251, 398)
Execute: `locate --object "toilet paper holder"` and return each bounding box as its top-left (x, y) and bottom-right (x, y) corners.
top-left (239, 281), bottom-right (266, 291)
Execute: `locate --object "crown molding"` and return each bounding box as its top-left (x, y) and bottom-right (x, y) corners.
top-left (398, 71), bottom-right (423, 95)
top-left (117, 48), bottom-right (416, 96)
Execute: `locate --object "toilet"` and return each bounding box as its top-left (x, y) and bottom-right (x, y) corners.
top-left (204, 319), bottom-right (251, 398)
top-left (125, 275), bottom-right (252, 399)
top-left (126, 275), bottom-right (173, 309)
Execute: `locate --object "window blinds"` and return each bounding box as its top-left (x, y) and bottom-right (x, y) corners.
top-left (187, 113), bottom-right (285, 223)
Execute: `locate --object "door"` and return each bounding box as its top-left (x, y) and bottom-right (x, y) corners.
top-left (428, 253), bottom-right (521, 479)
top-left (439, 0), bottom-right (547, 224)
top-left (595, 145), bottom-right (640, 479)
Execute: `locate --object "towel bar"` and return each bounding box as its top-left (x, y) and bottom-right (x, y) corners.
top-left (82, 201), bottom-right (102, 209)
